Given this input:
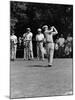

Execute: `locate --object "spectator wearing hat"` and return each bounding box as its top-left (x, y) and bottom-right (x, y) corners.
top-left (10, 31), bottom-right (17, 60)
top-left (24, 28), bottom-right (34, 60)
top-left (36, 28), bottom-right (45, 60)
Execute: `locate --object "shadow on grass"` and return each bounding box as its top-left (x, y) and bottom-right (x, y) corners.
top-left (28, 65), bottom-right (50, 68)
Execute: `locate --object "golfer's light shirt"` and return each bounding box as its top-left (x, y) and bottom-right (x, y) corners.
top-left (44, 30), bottom-right (54, 43)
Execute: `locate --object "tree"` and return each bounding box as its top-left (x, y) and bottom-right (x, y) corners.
top-left (10, 1), bottom-right (73, 37)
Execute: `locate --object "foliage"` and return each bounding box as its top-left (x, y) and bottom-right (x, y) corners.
top-left (10, 1), bottom-right (73, 38)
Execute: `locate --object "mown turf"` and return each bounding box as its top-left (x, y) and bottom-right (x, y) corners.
top-left (10, 58), bottom-right (73, 99)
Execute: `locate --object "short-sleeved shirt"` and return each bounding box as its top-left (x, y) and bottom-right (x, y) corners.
top-left (26, 32), bottom-right (33, 41)
top-left (67, 36), bottom-right (72, 43)
top-left (36, 33), bottom-right (44, 42)
top-left (23, 32), bottom-right (33, 41)
top-left (23, 32), bottom-right (33, 47)
top-left (23, 33), bottom-right (27, 42)
top-left (10, 35), bottom-right (17, 44)
top-left (57, 38), bottom-right (65, 47)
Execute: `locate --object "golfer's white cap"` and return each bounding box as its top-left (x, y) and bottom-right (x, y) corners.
top-left (42, 25), bottom-right (48, 29)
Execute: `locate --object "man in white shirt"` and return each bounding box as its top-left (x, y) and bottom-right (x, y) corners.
top-left (57, 34), bottom-right (65, 57)
top-left (66, 33), bottom-right (72, 43)
top-left (57, 34), bottom-right (65, 47)
top-left (36, 28), bottom-right (44, 60)
top-left (10, 31), bottom-right (17, 60)
top-left (23, 28), bottom-right (34, 60)
top-left (43, 25), bottom-right (58, 67)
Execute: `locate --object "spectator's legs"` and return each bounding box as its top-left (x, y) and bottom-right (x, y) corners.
top-left (37, 43), bottom-right (40, 60)
top-left (58, 47), bottom-right (62, 58)
top-left (24, 47), bottom-right (26, 60)
top-left (11, 47), bottom-right (15, 60)
top-left (10, 46), bottom-right (12, 60)
top-left (29, 41), bottom-right (34, 59)
top-left (40, 42), bottom-right (44, 60)
top-left (26, 46), bottom-right (29, 60)
top-left (30, 50), bottom-right (34, 59)
top-left (14, 45), bottom-right (17, 60)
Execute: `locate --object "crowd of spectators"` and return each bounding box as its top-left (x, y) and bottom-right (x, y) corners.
top-left (15, 33), bottom-right (73, 58)
top-left (54, 33), bottom-right (73, 58)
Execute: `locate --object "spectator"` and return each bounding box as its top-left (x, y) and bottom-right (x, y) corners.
top-left (36, 28), bottom-right (45, 60)
top-left (64, 33), bottom-right (73, 58)
top-left (10, 31), bottom-right (17, 60)
top-left (23, 28), bottom-right (34, 60)
top-left (57, 34), bottom-right (65, 58)
top-left (17, 37), bottom-right (24, 58)
top-left (54, 36), bottom-right (59, 58)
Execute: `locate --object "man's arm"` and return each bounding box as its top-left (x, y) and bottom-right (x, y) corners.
top-left (51, 26), bottom-right (58, 35)
top-left (48, 27), bottom-right (53, 33)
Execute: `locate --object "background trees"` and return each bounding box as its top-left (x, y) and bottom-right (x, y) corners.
top-left (10, 1), bottom-right (73, 38)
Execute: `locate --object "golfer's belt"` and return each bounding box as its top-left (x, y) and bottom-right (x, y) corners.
top-left (46, 41), bottom-right (54, 43)
top-left (37, 40), bottom-right (43, 43)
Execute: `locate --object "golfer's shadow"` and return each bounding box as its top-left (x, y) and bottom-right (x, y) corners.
top-left (28, 65), bottom-right (48, 68)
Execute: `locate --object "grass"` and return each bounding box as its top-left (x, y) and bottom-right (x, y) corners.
top-left (10, 58), bottom-right (73, 99)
